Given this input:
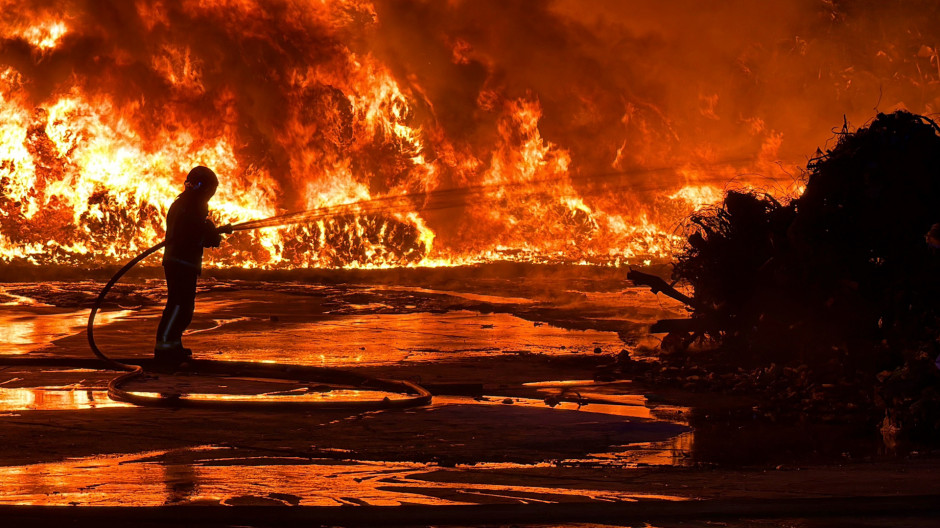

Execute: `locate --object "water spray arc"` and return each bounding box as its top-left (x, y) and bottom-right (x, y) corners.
top-left (227, 157), bottom-right (768, 233)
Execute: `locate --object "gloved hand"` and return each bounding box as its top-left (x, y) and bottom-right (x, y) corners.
top-left (217, 224), bottom-right (235, 235)
top-left (204, 220), bottom-right (223, 248)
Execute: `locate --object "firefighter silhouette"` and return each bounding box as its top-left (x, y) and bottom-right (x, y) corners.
top-left (155, 166), bottom-right (229, 362)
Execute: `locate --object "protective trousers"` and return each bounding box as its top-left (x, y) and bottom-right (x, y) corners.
top-left (155, 263), bottom-right (198, 351)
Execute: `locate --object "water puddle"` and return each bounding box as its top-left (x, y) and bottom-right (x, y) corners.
top-left (0, 309), bottom-right (131, 355)
top-left (435, 395), bottom-right (664, 421)
top-left (371, 286), bottom-right (537, 305)
top-left (564, 432), bottom-right (696, 468)
top-left (206, 310), bottom-right (625, 366)
top-left (0, 446), bottom-right (689, 506)
top-left (126, 388), bottom-right (420, 404)
top-left (0, 379), bottom-right (685, 422)
top-left (0, 376), bottom-right (422, 409)
top-left (0, 387), bottom-right (131, 411)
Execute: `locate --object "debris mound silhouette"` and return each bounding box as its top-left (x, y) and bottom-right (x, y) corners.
top-left (673, 111), bottom-right (940, 446)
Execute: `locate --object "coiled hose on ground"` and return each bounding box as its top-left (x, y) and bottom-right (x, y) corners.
top-left (85, 242), bottom-right (432, 411)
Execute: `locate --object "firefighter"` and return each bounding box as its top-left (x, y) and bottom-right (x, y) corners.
top-left (154, 166), bottom-right (229, 362)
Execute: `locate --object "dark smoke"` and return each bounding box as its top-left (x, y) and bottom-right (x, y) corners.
top-left (371, 0), bottom-right (940, 174)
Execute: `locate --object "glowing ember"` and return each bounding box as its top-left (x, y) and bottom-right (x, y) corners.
top-left (0, 1), bottom-right (937, 268)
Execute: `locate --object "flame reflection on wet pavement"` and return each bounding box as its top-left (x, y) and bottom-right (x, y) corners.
top-left (0, 387), bottom-right (130, 411)
top-left (0, 309), bottom-right (131, 355)
top-left (0, 446), bottom-right (687, 506)
top-left (205, 310), bottom-right (627, 366)
top-left (0, 281), bottom-right (693, 506)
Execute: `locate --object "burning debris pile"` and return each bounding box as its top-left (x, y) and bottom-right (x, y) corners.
top-left (655, 111), bottom-right (940, 447)
top-left (2, 1), bottom-right (939, 268)
top-left (0, 1), bottom-right (704, 268)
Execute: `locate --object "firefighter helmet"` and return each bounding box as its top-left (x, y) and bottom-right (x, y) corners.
top-left (184, 166), bottom-right (218, 195)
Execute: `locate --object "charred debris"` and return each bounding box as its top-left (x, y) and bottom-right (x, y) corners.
top-left (629, 111), bottom-right (940, 449)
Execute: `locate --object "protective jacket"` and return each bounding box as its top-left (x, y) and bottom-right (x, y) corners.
top-left (162, 190), bottom-right (222, 272)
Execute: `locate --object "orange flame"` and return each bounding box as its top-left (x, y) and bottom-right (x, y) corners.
top-left (0, 1), bottom-right (936, 268)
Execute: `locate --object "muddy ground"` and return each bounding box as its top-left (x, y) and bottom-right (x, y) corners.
top-left (0, 264), bottom-right (937, 526)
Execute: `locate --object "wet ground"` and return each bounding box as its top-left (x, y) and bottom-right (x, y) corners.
top-left (0, 268), bottom-right (937, 526)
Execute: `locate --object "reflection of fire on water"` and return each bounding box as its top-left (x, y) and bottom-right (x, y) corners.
top-left (1, 1), bottom-right (936, 268)
top-left (0, 446), bottom-right (689, 506)
top-left (0, 387), bottom-right (129, 411)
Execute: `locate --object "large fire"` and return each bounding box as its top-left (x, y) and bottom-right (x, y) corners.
top-left (0, 1), bottom-right (937, 269)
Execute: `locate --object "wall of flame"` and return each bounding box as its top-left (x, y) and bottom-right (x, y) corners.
top-left (0, 0), bottom-right (937, 268)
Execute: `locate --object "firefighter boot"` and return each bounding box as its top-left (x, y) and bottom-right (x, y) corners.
top-left (155, 304), bottom-right (193, 363)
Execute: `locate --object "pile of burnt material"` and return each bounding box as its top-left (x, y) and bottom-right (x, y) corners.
top-left (664, 111), bottom-right (940, 448)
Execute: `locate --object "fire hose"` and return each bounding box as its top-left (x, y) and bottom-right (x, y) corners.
top-left (86, 237), bottom-right (432, 411)
top-left (79, 154), bottom-right (778, 410)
